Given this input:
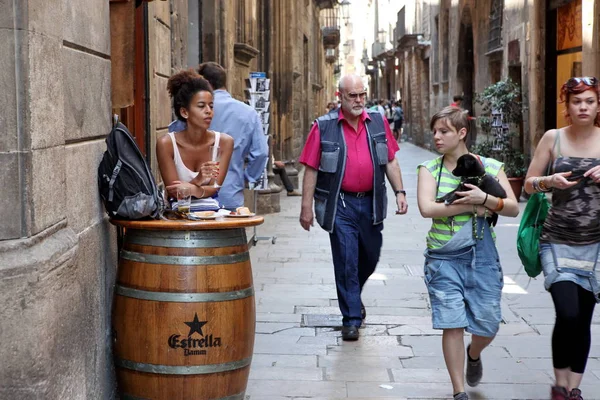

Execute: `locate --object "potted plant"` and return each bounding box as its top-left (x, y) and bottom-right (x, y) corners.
top-left (472, 78), bottom-right (528, 200)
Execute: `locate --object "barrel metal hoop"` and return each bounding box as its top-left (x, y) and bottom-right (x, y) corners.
top-left (115, 356), bottom-right (252, 375)
top-left (120, 250), bottom-right (249, 265)
top-left (115, 285), bottom-right (254, 302)
top-left (126, 229), bottom-right (246, 248)
top-left (120, 391), bottom-right (246, 400)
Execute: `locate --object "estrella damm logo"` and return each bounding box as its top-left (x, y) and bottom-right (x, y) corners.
top-left (168, 313), bottom-right (222, 356)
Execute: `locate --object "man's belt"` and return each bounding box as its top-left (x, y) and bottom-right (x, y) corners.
top-left (341, 190), bottom-right (373, 198)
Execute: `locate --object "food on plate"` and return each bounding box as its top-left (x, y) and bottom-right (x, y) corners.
top-left (194, 211), bottom-right (215, 217)
top-left (235, 207), bottom-right (252, 215)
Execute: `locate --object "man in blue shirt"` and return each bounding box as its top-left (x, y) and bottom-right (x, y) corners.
top-left (169, 62), bottom-right (268, 210)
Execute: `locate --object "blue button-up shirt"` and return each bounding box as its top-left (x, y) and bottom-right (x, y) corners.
top-left (169, 90), bottom-right (268, 209)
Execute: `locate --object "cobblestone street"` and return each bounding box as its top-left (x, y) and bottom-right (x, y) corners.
top-left (245, 143), bottom-right (600, 400)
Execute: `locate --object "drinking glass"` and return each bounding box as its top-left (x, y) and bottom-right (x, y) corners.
top-left (177, 186), bottom-right (191, 214)
top-left (209, 145), bottom-right (222, 188)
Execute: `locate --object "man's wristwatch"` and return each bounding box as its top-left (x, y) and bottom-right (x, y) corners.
top-left (394, 189), bottom-right (406, 196)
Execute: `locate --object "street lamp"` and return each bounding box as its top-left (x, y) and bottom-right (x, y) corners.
top-left (338, 0), bottom-right (351, 26)
top-left (342, 41), bottom-right (351, 56)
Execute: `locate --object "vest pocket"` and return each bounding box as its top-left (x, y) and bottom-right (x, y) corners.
top-left (314, 188), bottom-right (328, 227)
top-left (372, 132), bottom-right (388, 165)
top-left (319, 145), bottom-right (340, 173)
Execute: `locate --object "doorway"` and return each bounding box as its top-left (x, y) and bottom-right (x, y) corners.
top-left (457, 12), bottom-right (475, 146)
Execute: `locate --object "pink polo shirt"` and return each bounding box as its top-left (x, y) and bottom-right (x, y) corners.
top-left (299, 109), bottom-right (399, 192)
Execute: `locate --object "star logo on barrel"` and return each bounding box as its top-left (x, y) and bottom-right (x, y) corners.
top-left (184, 313), bottom-right (208, 337)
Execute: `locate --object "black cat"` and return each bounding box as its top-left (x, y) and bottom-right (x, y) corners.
top-left (436, 154), bottom-right (507, 226)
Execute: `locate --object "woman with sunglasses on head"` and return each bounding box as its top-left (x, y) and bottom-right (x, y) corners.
top-left (524, 76), bottom-right (600, 400)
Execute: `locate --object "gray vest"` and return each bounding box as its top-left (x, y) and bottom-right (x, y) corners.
top-left (314, 110), bottom-right (389, 232)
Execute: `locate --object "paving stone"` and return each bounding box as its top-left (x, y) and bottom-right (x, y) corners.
top-left (346, 382), bottom-right (555, 399)
top-left (256, 312), bottom-right (302, 323)
top-left (388, 325), bottom-right (441, 336)
top-left (256, 322), bottom-right (300, 334)
top-left (327, 336), bottom-right (413, 358)
top-left (248, 366), bottom-right (323, 381)
top-left (245, 379), bottom-right (347, 397)
top-left (325, 364), bottom-right (391, 382)
top-left (303, 314), bottom-right (343, 327)
top-left (297, 336), bottom-right (339, 346)
top-left (319, 355), bottom-right (404, 369)
top-left (251, 354), bottom-right (318, 368)
top-left (390, 368), bottom-right (451, 383)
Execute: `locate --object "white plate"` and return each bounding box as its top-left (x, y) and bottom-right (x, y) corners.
top-left (190, 212), bottom-right (218, 220)
top-left (225, 213), bottom-right (256, 218)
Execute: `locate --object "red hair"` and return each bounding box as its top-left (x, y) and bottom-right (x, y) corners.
top-left (559, 78), bottom-right (600, 127)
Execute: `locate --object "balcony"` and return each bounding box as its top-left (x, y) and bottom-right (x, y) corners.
top-left (371, 41), bottom-right (387, 59)
top-left (320, 8), bottom-right (340, 48)
top-left (394, 6), bottom-right (428, 50)
top-left (315, 0), bottom-right (336, 9)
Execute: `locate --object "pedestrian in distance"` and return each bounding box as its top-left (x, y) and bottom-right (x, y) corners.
top-left (393, 100), bottom-right (404, 142)
top-left (524, 76), bottom-right (600, 400)
top-left (299, 74), bottom-right (408, 341)
top-left (416, 106), bottom-right (519, 400)
top-left (273, 158), bottom-right (301, 196)
top-left (157, 69), bottom-right (234, 209)
top-left (450, 94), bottom-right (464, 108)
top-left (169, 62), bottom-right (269, 211)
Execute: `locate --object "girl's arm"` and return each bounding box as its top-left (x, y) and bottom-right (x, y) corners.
top-left (525, 129), bottom-right (576, 194)
top-left (417, 166), bottom-right (474, 218)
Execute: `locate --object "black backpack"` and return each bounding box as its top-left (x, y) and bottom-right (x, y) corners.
top-left (98, 120), bottom-right (163, 219)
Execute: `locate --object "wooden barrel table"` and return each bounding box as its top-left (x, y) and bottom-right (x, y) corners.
top-left (110, 217), bottom-right (263, 400)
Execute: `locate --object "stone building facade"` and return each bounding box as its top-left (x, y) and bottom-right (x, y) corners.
top-left (0, 0), bottom-right (337, 398)
top-left (368, 0), bottom-right (600, 154)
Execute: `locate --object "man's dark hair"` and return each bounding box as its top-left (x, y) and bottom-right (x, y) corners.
top-left (453, 94), bottom-right (464, 102)
top-left (197, 62), bottom-right (227, 90)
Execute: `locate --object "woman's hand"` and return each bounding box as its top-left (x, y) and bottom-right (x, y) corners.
top-left (199, 161), bottom-right (219, 184)
top-left (584, 166), bottom-right (600, 184)
top-left (549, 171), bottom-right (579, 189)
top-left (451, 183), bottom-right (488, 205)
top-left (165, 180), bottom-right (195, 197)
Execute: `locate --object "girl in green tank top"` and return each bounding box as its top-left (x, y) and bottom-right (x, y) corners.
top-left (416, 106), bottom-right (519, 399)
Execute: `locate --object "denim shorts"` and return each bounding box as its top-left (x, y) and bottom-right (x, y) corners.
top-left (424, 244), bottom-right (504, 337)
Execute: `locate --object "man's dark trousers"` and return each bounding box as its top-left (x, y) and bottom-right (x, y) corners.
top-left (329, 193), bottom-right (383, 327)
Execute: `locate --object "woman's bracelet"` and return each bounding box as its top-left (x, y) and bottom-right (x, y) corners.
top-left (538, 177), bottom-right (550, 191)
top-left (493, 197), bottom-right (504, 212)
top-left (199, 186), bottom-right (206, 199)
top-left (481, 193), bottom-right (488, 206)
top-left (533, 177), bottom-right (551, 192)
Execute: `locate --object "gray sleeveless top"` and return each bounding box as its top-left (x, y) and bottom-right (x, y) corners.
top-left (541, 132), bottom-right (600, 244)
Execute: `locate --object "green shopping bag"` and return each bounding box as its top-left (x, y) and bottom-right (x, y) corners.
top-left (517, 192), bottom-right (550, 277)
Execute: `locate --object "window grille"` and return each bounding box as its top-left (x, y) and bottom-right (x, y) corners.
top-left (488, 0), bottom-right (503, 52)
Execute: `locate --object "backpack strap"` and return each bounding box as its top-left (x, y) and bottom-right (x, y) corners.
top-left (549, 130), bottom-right (560, 175)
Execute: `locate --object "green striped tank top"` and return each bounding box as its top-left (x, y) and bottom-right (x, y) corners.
top-left (418, 155), bottom-right (504, 249)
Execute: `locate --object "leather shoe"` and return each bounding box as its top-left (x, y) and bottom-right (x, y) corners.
top-left (360, 302), bottom-right (366, 320)
top-left (341, 326), bottom-right (359, 341)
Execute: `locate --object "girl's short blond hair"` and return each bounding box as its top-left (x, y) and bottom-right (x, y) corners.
top-left (430, 106), bottom-right (470, 136)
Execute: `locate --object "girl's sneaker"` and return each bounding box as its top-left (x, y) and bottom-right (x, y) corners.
top-left (453, 392), bottom-right (468, 400)
top-left (551, 386), bottom-right (568, 400)
top-left (568, 388), bottom-right (583, 400)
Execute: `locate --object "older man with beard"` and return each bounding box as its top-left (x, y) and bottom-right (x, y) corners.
top-left (298, 75), bottom-right (408, 340)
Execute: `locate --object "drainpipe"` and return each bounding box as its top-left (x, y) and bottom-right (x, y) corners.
top-left (143, 1), bottom-right (151, 162)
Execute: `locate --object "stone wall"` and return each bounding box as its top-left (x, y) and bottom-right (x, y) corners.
top-left (0, 0), bottom-right (117, 398)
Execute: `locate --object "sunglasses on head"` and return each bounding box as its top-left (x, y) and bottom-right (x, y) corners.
top-left (566, 76), bottom-right (598, 88)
